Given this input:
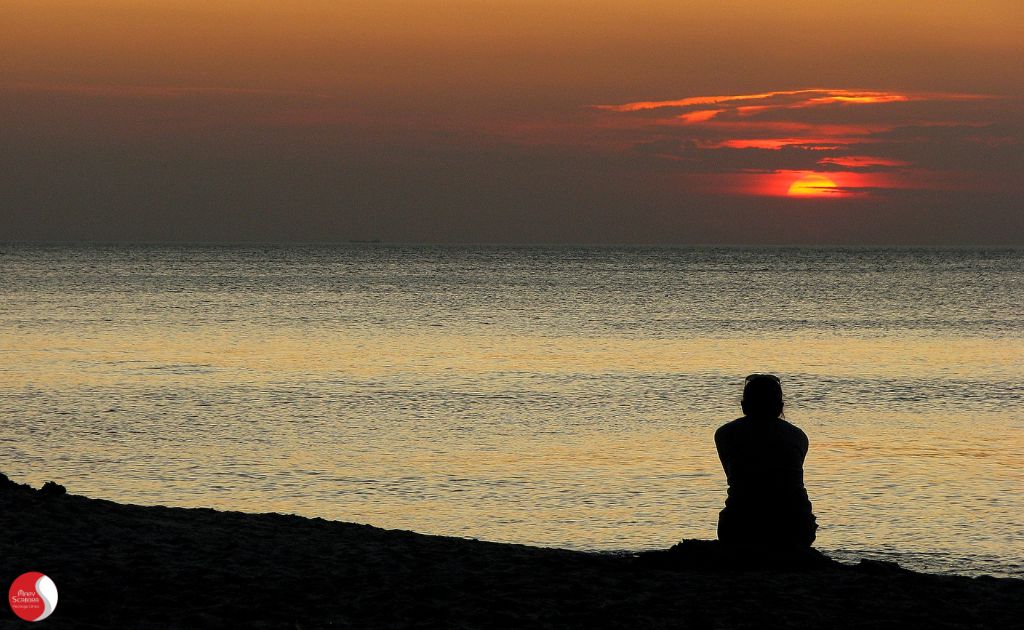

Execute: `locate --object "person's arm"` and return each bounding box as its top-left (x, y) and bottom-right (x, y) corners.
top-left (714, 425), bottom-right (731, 476)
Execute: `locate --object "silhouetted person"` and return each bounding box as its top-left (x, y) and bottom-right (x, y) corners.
top-left (715, 374), bottom-right (817, 548)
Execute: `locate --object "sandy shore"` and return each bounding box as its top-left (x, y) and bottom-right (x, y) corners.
top-left (2, 474), bottom-right (1021, 629)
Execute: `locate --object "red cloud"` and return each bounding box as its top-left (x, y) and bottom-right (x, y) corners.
top-left (592, 88), bottom-right (1004, 197)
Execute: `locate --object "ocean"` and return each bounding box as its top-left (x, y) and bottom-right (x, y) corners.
top-left (1, 244), bottom-right (1021, 577)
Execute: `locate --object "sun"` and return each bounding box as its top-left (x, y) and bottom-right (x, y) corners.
top-left (787, 174), bottom-right (838, 196)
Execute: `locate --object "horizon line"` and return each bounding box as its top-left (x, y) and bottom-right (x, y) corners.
top-left (2, 240), bottom-right (1022, 250)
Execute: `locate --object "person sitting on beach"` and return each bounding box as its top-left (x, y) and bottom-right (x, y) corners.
top-left (715, 374), bottom-right (818, 548)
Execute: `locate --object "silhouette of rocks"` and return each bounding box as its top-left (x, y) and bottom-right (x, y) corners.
top-left (40, 481), bottom-right (67, 497)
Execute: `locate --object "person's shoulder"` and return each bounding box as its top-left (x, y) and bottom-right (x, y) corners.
top-left (778, 419), bottom-right (809, 442)
top-left (714, 417), bottom-right (747, 440)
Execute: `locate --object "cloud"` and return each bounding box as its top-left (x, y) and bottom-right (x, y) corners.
top-left (593, 88), bottom-right (1019, 196)
top-left (593, 88), bottom-right (916, 114)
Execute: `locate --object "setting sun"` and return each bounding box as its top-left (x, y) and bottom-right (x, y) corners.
top-left (787, 174), bottom-right (838, 196)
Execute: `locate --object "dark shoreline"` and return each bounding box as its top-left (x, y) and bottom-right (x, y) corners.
top-left (2, 474), bottom-right (1021, 629)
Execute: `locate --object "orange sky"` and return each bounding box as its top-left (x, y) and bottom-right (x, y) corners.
top-left (5, 2), bottom-right (1021, 94)
top-left (2, 1), bottom-right (1022, 243)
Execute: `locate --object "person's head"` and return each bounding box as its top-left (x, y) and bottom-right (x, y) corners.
top-left (741, 373), bottom-right (784, 419)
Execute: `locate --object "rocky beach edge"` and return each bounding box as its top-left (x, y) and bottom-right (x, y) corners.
top-left (1, 474), bottom-right (1021, 629)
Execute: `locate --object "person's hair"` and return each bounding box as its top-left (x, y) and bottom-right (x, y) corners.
top-left (741, 374), bottom-right (784, 419)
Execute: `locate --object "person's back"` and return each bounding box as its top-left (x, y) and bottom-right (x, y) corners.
top-left (715, 374), bottom-right (817, 547)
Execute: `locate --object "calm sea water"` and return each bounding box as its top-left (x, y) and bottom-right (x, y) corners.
top-left (1, 244), bottom-right (1021, 577)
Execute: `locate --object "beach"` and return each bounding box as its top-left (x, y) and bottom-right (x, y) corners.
top-left (2, 474), bottom-right (1021, 629)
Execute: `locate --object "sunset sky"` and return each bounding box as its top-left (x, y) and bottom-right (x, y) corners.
top-left (2, 1), bottom-right (1022, 244)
